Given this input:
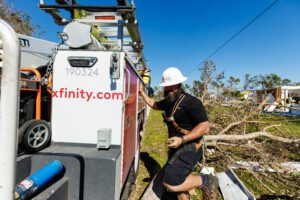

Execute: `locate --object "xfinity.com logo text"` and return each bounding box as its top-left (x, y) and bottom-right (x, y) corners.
top-left (52, 88), bottom-right (123, 102)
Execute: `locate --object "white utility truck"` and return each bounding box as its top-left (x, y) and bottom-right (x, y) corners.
top-left (0, 0), bottom-right (150, 199)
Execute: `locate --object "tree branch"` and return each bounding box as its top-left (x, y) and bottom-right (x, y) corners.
top-left (263, 124), bottom-right (282, 132)
top-left (200, 77), bottom-right (211, 102)
top-left (217, 120), bottom-right (267, 135)
top-left (206, 132), bottom-right (300, 144)
top-left (207, 141), bottom-right (262, 153)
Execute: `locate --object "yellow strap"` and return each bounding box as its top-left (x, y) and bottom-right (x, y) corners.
top-left (172, 120), bottom-right (189, 135)
top-left (170, 94), bottom-right (185, 117)
top-left (168, 93), bottom-right (190, 135)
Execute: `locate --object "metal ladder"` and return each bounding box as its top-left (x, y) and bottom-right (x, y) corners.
top-left (38, 0), bottom-right (147, 71)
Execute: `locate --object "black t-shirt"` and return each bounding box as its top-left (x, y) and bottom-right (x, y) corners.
top-left (156, 92), bottom-right (208, 139)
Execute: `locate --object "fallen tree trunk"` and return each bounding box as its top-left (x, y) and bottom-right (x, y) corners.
top-left (206, 132), bottom-right (300, 144)
top-left (217, 120), bottom-right (266, 135)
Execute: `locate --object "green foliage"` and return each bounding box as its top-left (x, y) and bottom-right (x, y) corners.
top-left (141, 109), bottom-right (168, 166)
top-left (192, 60), bottom-right (216, 98)
top-left (211, 71), bottom-right (225, 95)
top-left (153, 86), bottom-right (163, 100)
top-left (242, 74), bottom-right (295, 90)
top-left (228, 76), bottom-right (240, 87)
top-left (193, 60), bottom-right (226, 99)
top-left (0, 0), bottom-right (39, 35)
top-left (225, 76), bottom-right (241, 97)
top-left (288, 152), bottom-right (300, 160)
top-left (281, 78), bottom-right (292, 86)
top-left (182, 83), bottom-right (192, 94)
top-left (291, 172), bottom-right (300, 178)
top-left (200, 60), bottom-right (216, 82)
top-left (192, 80), bottom-right (203, 97)
top-left (243, 73), bottom-right (259, 90)
top-left (255, 73), bottom-right (282, 89)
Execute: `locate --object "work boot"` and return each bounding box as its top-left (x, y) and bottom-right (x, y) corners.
top-left (201, 174), bottom-right (219, 200)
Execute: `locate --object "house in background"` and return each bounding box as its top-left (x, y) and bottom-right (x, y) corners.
top-left (257, 86), bottom-right (300, 103)
top-left (256, 86), bottom-right (300, 113)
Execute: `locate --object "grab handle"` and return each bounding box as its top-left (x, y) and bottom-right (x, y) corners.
top-left (0, 19), bottom-right (20, 200)
top-left (124, 67), bottom-right (131, 101)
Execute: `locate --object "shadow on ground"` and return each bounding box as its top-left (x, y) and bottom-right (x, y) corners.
top-left (140, 152), bottom-right (161, 182)
top-left (139, 152), bottom-right (180, 200)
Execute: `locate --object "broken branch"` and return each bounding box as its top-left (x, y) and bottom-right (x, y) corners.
top-left (218, 120), bottom-right (267, 135)
top-left (206, 132), bottom-right (300, 144)
top-left (263, 124), bottom-right (282, 132)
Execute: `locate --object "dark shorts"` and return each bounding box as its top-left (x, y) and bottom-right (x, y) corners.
top-left (162, 146), bottom-right (203, 186)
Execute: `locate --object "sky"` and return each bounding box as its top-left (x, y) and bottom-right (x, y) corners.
top-left (6, 0), bottom-right (300, 88)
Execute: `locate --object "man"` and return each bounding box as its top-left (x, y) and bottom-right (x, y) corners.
top-left (139, 67), bottom-right (218, 200)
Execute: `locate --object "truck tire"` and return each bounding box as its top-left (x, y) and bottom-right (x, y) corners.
top-left (18, 119), bottom-right (36, 152)
top-left (21, 119), bottom-right (51, 153)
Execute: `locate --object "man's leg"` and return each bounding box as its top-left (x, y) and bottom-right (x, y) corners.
top-left (163, 174), bottom-right (218, 200)
top-left (163, 174), bottom-right (202, 192)
top-left (163, 147), bottom-right (218, 199)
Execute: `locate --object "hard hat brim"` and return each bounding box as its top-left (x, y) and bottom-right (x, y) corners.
top-left (159, 77), bottom-right (187, 87)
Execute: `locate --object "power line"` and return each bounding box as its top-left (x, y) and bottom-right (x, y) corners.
top-left (185, 0), bottom-right (280, 76)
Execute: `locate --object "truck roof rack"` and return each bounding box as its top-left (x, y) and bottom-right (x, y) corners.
top-left (38, 0), bottom-right (148, 70)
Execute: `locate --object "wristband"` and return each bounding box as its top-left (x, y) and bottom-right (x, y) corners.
top-left (181, 136), bottom-right (187, 145)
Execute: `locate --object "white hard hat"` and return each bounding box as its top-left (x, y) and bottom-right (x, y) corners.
top-left (159, 67), bottom-right (187, 87)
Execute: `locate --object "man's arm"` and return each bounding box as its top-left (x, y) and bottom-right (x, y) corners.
top-left (139, 84), bottom-right (159, 110)
top-left (182, 121), bottom-right (209, 142)
top-left (168, 121), bottom-right (209, 148)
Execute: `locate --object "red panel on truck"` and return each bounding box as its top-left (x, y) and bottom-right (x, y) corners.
top-left (122, 61), bottom-right (138, 184)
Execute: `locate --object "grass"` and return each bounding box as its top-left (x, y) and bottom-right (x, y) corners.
top-left (129, 109), bottom-right (168, 200)
top-left (129, 108), bottom-right (300, 200)
top-left (258, 114), bottom-right (300, 137)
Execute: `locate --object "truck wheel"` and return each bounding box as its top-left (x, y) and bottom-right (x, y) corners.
top-left (22, 120), bottom-right (51, 153)
top-left (18, 119), bottom-right (37, 152)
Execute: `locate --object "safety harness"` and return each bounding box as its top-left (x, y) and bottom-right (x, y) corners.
top-left (163, 93), bottom-right (200, 165)
top-left (163, 92), bottom-right (207, 168)
top-left (163, 93), bottom-right (189, 135)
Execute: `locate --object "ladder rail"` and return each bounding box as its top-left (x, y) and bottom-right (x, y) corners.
top-left (38, 0), bottom-right (148, 70)
top-left (117, 0), bottom-right (146, 69)
top-left (38, 4), bottom-right (134, 13)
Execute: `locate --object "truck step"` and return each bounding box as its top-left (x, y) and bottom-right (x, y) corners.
top-left (32, 177), bottom-right (69, 200)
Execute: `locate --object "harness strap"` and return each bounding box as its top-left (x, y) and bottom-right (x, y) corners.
top-left (170, 93), bottom-right (185, 117)
top-left (172, 120), bottom-right (189, 135)
top-left (167, 94), bottom-right (203, 141)
top-left (168, 93), bottom-right (190, 135)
